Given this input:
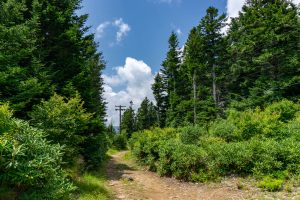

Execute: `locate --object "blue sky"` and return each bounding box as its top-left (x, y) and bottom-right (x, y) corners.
top-left (79, 0), bottom-right (227, 74)
top-left (77, 0), bottom-right (299, 124)
top-left (76, 0), bottom-right (232, 125)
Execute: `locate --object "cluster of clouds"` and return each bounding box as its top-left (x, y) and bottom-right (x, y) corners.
top-left (103, 57), bottom-right (155, 125)
top-left (96, 18), bottom-right (130, 44)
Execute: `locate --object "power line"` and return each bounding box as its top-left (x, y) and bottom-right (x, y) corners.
top-left (115, 105), bottom-right (126, 134)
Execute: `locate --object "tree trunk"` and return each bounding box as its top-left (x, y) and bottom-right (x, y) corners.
top-left (193, 70), bottom-right (197, 125)
top-left (212, 64), bottom-right (217, 106)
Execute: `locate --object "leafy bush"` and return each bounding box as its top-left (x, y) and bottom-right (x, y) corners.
top-left (258, 177), bottom-right (284, 192)
top-left (130, 100), bottom-right (300, 186)
top-left (156, 139), bottom-right (178, 176)
top-left (169, 144), bottom-right (207, 180)
top-left (227, 108), bottom-right (281, 140)
top-left (113, 133), bottom-right (127, 150)
top-left (179, 125), bottom-right (206, 145)
top-left (80, 118), bottom-right (108, 169)
top-left (209, 119), bottom-right (238, 142)
top-left (265, 100), bottom-right (300, 122)
top-left (129, 128), bottom-right (178, 171)
top-left (0, 104), bottom-right (75, 199)
top-left (30, 94), bottom-right (108, 168)
top-left (30, 94), bottom-right (92, 164)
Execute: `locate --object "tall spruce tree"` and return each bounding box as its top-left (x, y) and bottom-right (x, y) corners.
top-left (152, 73), bottom-right (168, 127)
top-left (17, 0), bottom-right (106, 119)
top-left (179, 7), bottom-right (226, 125)
top-left (227, 0), bottom-right (300, 108)
top-left (161, 32), bottom-right (180, 124)
top-left (0, 0), bottom-right (52, 118)
top-left (121, 101), bottom-right (136, 138)
top-left (136, 97), bottom-right (158, 130)
top-left (183, 27), bottom-right (204, 124)
top-left (161, 32), bottom-right (191, 126)
top-left (0, 0), bottom-right (107, 167)
top-left (198, 7), bottom-right (226, 108)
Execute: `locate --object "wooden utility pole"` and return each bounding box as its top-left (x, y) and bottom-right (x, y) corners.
top-left (115, 105), bottom-right (126, 133)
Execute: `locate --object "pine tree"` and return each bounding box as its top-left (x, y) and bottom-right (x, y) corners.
top-left (227, 0), bottom-right (300, 108)
top-left (0, 0), bottom-right (108, 167)
top-left (19, 0), bottom-right (107, 119)
top-left (136, 97), bottom-right (158, 130)
top-left (121, 101), bottom-right (136, 138)
top-left (0, 0), bottom-right (52, 118)
top-left (152, 73), bottom-right (168, 127)
top-left (198, 7), bottom-right (226, 108)
top-left (148, 101), bottom-right (158, 128)
top-left (161, 32), bottom-right (181, 124)
top-left (179, 7), bottom-right (226, 125)
top-left (183, 27), bottom-right (204, 124)
top-left (161, 32), bottom-right (191, 126)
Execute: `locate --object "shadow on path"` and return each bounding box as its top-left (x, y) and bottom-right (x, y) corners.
top-left (106, 154), bottom-right (135, 181)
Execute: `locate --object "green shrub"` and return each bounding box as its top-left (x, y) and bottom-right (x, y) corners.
top-left (279, 138), bottom-right (300, 170)
top-left (0, 104), bottom-right (75, 199)
top-left (228, 108), bottom-right (281, 140)
top-left (279, 120), bottom-right (300, 140)
top-left (179, 125), bottom-right (206, 145)
top-left (265, 100), bottom-right (300, 122)
top-left (198, 136), bottom-right (226, 148)
top-left (209, 119), bottom-right (238, 142)
top-left (156, 139), bottom-right (178, 176)
top-left (30, 94), bottom-right (92, 164)
top-left (30, 94), bottom-right (108, 168)
top-left (169, 144), bottom-right (207, 181)
top-left (250, 139), bottom-right (283, 175)
top-left (113, 133), bottom-right (127, 150)
top-left (129, 100), bottom-right (300, 184)
top-left (258, 176), bottom-right (284, 192)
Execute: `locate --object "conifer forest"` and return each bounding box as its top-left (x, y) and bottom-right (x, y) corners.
top-left (0, 0), bottom-right (300, 199)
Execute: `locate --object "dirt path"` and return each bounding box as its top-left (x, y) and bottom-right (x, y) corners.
top-left (106, 151), bottom-right (256, 200)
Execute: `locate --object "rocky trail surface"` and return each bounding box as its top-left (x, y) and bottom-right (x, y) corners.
top-left (105, 151), bottom-right (273, 200)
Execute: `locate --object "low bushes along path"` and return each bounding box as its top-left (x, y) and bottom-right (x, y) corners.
top-left (105, 151), bottom-right (299, 200)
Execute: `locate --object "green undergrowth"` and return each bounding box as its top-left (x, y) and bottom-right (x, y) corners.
top-left (106, 148), bottom-right (119, 156)
top-left (71, 152), bottom-right (115, 200)
top-left (129, 100), bottom-right (300, 191)
top-left (258, 176), bottom-right (284, 192)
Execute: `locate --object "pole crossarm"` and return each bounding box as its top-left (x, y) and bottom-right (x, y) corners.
top-left (115, 105), bottom-right (126, 133)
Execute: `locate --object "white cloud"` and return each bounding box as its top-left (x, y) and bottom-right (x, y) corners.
top-left (113, 18), bottom-right (131, 43)
top-left (176, 28), bottom-right (182, 36)
top-left (226, 0), bottom-right (246, 19)
top-left (103, 57), bottom-right (154, 125)
top-left (95, 18), bottom-right (131, 44)
top-left (95, 21), bottom-right (110, 38)
top-left (102, 74), bottom-right (124, 86)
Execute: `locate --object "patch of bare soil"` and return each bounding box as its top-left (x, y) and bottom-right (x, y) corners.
top-left (106, 151), bottom-right (300, 200)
